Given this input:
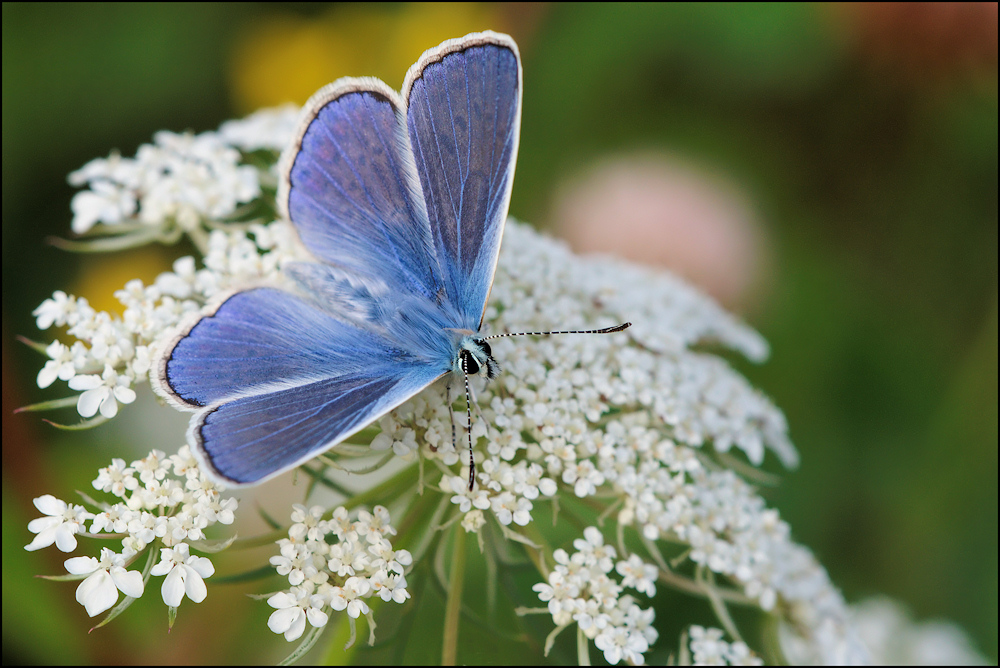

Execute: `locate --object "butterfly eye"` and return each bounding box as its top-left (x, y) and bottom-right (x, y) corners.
top-left (461, 349), bottom-right (480, 375)
top-left (477, 340), bottom-right (492, 357)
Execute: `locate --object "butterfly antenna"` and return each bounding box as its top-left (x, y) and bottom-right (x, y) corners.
top-left (482, 322), bottom-right (631, 341)
top-left (460, 353), bottom-right (476, 491)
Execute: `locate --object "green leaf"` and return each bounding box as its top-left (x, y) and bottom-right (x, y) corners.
top-left (47, 229), bottom-right (164, 252)
top-left (43, 414), bottom-right (109, 430)
top-left (15, 396), bottom-right (79, 413)
top-left (16, 335), bottom-right (50, 355)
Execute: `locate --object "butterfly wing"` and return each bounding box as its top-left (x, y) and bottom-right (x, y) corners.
top-left (154, 288), bottom-right (446, 485)
top-left (157, 32), bottom-right (523, 485)
top-left (402, 31), bottom-right (522, 330)
top-left (278, 77), bottom-right (444, 302)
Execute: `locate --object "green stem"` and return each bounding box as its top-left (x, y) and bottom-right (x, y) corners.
top-left (442, 527), bottom-right (466, 665)
top-left (577, 625), bottom-right (591, 666)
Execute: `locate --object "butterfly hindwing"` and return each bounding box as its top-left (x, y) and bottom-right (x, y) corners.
top-left (156, 287), bottom-right (446, 484)
top-left (158, 288), bottom-right (406, 409)
top-left (403, 32), bottom-right (522, 329)
top-left (192, 365), bottom-right (443, 486)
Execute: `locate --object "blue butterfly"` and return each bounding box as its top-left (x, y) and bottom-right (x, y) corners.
top-left (154, 31), bottom-right (627, 488)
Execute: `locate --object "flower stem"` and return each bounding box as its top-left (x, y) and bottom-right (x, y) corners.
top-left (577, 624), bottom-right (591, 665)
top-left (442, 527), bottom-right (466, 665)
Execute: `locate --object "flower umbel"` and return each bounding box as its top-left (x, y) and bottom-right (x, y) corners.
top-left (25, 101), bottom-right (965, 664)
top-left (26, 447), bottom-right (237, 621)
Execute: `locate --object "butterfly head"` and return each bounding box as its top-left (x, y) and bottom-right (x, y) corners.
top-left (455, 336), bottom-right (500, 381)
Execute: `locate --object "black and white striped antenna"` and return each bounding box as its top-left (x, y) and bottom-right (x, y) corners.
top-left (453, 321), bottom-right (631, 490)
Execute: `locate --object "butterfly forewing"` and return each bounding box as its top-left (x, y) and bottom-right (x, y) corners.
top-left (404, 33), bottom-right (522, 330)
top-left (280, 79), bottom-right (443, 302)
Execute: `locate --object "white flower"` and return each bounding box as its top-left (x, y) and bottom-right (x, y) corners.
top-left (689, 625), bottom-right (727, 665)
top-left (845, 596), bottom-right (985, 667)
top-left (594, 626), bottom-right (649, 665)
top-left (574, 526), bottom-right (616, 573)
top-left (68, 364), bottom-right (136, 418)
top-left (615, 554), bottom-right (658, 597)
top-left (490, 491), bottom-right (532, 526)
top-left (289, 504), bottom-right (327, 542)
top-left (150, 543), bottom-right (215, 607)
top-left (562, 459), bottom-right (605, 497)
top-left (25, 495), bottom-right (93, 552)
top-left (330, 576), bottom-right (371, 618)
top-left (370, 570), bottom-right (410, 603)
top-left (70, 180), bottom-right (137, 234)
top-left (218, 104), bottom-right (300, 152)
top-left (460, 509), bottom-right (486, 533)
top-left (132, 449), bottom-right (169, 484)
top-left (448, 475), bottom-right (491, 513)
top-left (92, 458), bottom-right (139, 498)
top-left (368, 540), bottom-right (412, 575)
top-left (33, 291), bottom-right (93, 330)
top-left (267, 584), bottom-right (329, 642)
top-left (355, 506), bottom-right (396, 544)
top-left (89, 504), bottom-right (130, 534)
top-left (533, 570), bottom-right (579, 624)
top-left (37, 340), bottom-right (77, 388)
top-left (64, 547), bottom-right (144, 617)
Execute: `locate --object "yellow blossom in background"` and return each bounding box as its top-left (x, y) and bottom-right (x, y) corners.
top-left (74, 248), bottom-right (174, 317)
top-left (229, 3), bottom-right (507, 112)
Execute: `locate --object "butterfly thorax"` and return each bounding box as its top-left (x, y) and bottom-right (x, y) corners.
top-left (454, 336), bottom-right (500, 381)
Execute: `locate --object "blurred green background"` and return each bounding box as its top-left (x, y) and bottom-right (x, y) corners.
top-left (3, 3), bottom-right (996, 664)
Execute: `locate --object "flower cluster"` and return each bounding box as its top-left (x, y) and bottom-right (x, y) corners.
top-left (31, 221), bottom-right (298, 422)
top-left (69, 130), bottom-right (259, 235)
top-left (24, 104), bottom-right (912, 663)
top-left (532, 527), bottom-right (658, 665)
top-left (267, 505), bottom-right (411, 642)
top-left (846, 597), bottom-right (990, 666)
top-left (364, 223), bottom-right (867, 662)
top-left (30, 105), bottom-right (303, 423)
top-left (218, 104), bottom-right (300, 153)
top-left (25, 447), bottom-right (237, 618)
top-left (687, 625), bottom-right (763, 666)
top-left (67, 110), bottom-right (293, 236)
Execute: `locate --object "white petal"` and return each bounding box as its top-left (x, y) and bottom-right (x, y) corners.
top-left (34, 495), bottom-right (66, 515)
top-left (68, 375), bottom-right (102, 391)
top-left (150, 560), bottom-right (172, 577)
top-left (24, 527), bottom-right (58, 551)
top-left (77, 388), bottom-right (106, 418)
top-left (160, 566), bottom-right (185, 607)
top-left (187, 555), bottom-right (215, 578)
top-left (268, 591), bottom-right (297, 609)
top-left (284, 611), bottom-right (307, 641)
top-left (64, 556), bottom-right (98, 575)
top-left (99, 393), bottom-right (119, 419)
top-left (110, 567), bottom-right (145, 598)
top-left (37, 364), bottom-right (59, 389)
top-left (54, 524), bottom-right (80, 552)
top-left (305, 607), bottom-right (329, 628)
top-left (182, 565), bottom-right (207, 603)
top-left (27, 515), bottom-right (62, 534)
top-left (268, 607), bottom-right (297, 634)
top-left (58, 362), bottom-right (77, 381)
top-left (114, 386), bottom-right (136, 405)
top-left (76, 570), bottom-right (118, 617)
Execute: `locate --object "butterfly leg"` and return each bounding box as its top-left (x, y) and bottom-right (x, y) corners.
top-left (460, 354), bottom-right (476, 491)
top-left (445, 378), bottom-right (458, 452)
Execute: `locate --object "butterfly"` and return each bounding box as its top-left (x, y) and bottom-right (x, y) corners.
top-left (154, 31), bottom-right (628, 489)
